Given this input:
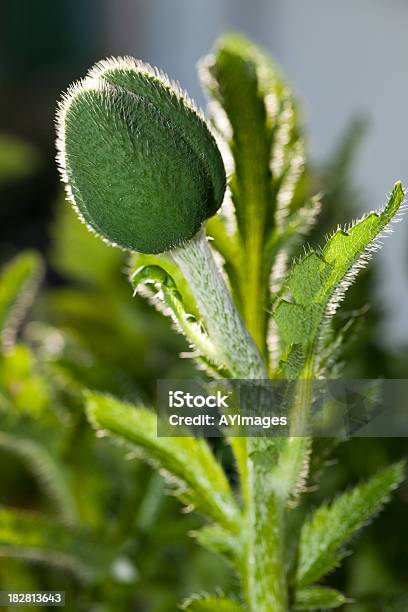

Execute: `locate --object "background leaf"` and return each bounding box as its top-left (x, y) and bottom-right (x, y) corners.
top-left (0, 432), bottom-right (77, 525)
top-left (0, 252), bottom-right (44, 353)
top-left (50, 198), bottom-right (123, 289)
top-left (181, 594), bottom-right (244, 611)
top-left (0, 505), bottom-right (106, 581)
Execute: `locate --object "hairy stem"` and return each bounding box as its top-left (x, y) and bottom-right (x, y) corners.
top-left (172, 229), bottom-right (266, 379)
top-left (172, 229), bottom-right (288, 611)
top-left (246, 438), bottom-right (288, 612)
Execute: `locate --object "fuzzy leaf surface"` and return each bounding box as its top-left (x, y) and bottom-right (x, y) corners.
top-left (201, 33), bottom-right (307, 353)
top-left (86, 393), bottom-right (240, 531)
top-left (296, 462), bottom-right (405, 587)
top-left (275, 181), bottom-right (404, 375)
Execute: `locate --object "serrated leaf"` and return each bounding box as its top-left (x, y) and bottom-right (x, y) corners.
top-left (181, 594), bottom-right (244, 611)
top-left (202, 33), bottom-right (275, 240)
top-left (293, 586), bottom-right (349, 610)
top-left (270, 187), bottom-right (403, 507)
top-left (86, 393), bottom-right (240, 531)
top-left (275, 181), bottom-right (404, 376)
top-left (0, 252), bottom-right (44, 353)
top-left (200, 33), bottom-right (310, 354)
top-left (0, 506), bottom-right (106, 581)
top-left (296, 462), bottom-right (405, 587)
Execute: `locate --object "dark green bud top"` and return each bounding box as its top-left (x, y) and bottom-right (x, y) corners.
top-left (56, 57), bottom-right (226, 254)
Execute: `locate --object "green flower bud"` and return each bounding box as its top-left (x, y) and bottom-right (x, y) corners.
top-left (56, 57), bottom-right (226, 254)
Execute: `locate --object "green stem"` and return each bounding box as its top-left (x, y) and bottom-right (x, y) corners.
top-left (245, 369), bottom-right (315, 611)
top-left (246, 438), bottom-right (288, 612)
top-left (172, 229), bottom-right (265, 379)
top-left (172, 229), bottom-right (288, 612)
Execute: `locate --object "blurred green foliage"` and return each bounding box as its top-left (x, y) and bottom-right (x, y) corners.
top-left (0, 140), bottom-right (405, 612)
top-left (0, 140), bottom-right (232, 609)
top-left (0, 135), bottom-right (39, 183)
top-left (0, 56), bottom-right (406, 611)
top-left (0, 208), bottom-right (233, 611)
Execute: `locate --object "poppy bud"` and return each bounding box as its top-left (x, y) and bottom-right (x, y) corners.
top-left (56, 57), bottom-right (226, 254)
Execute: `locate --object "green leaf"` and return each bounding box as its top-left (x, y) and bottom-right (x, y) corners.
top-left (0, 252), bottom-right (44, 353)
top-left (0, 432), bottom-right (78, 525)
top-left (200, 33), bottom-right (308, 354)
top-left (0, 506), bottom-right (105, 581)
top-left (275, 181), bottom-right (405, 376)
top-left (0, 344), bottom-right (51, 418)
top-left (86, 393), bottom-right (241, 531)
top-left (296, 462), bottom-right (405, 587)
top-left (293, 586), bottom-right (350, 610)
top-left (181, 594), bottom-right (244, 611)
top-left (129, 251), bottom-right (199, 317)
top-left (191, 524), bottom-right (242, 569)
top-left (270, 185), bottom-right (404, 510)
top-left (130, 264), bottom-right (228, 376)
top-left (227, 436), bottom-right (249, 505)
top-left (201, 34), bottom-right (275, 239)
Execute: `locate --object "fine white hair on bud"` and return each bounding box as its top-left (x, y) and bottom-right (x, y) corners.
top-left (56, 56), bottom-right (226, 254)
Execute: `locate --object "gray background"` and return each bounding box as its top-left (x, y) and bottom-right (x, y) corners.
top-left (96, 1), bottom-right (408, 343)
